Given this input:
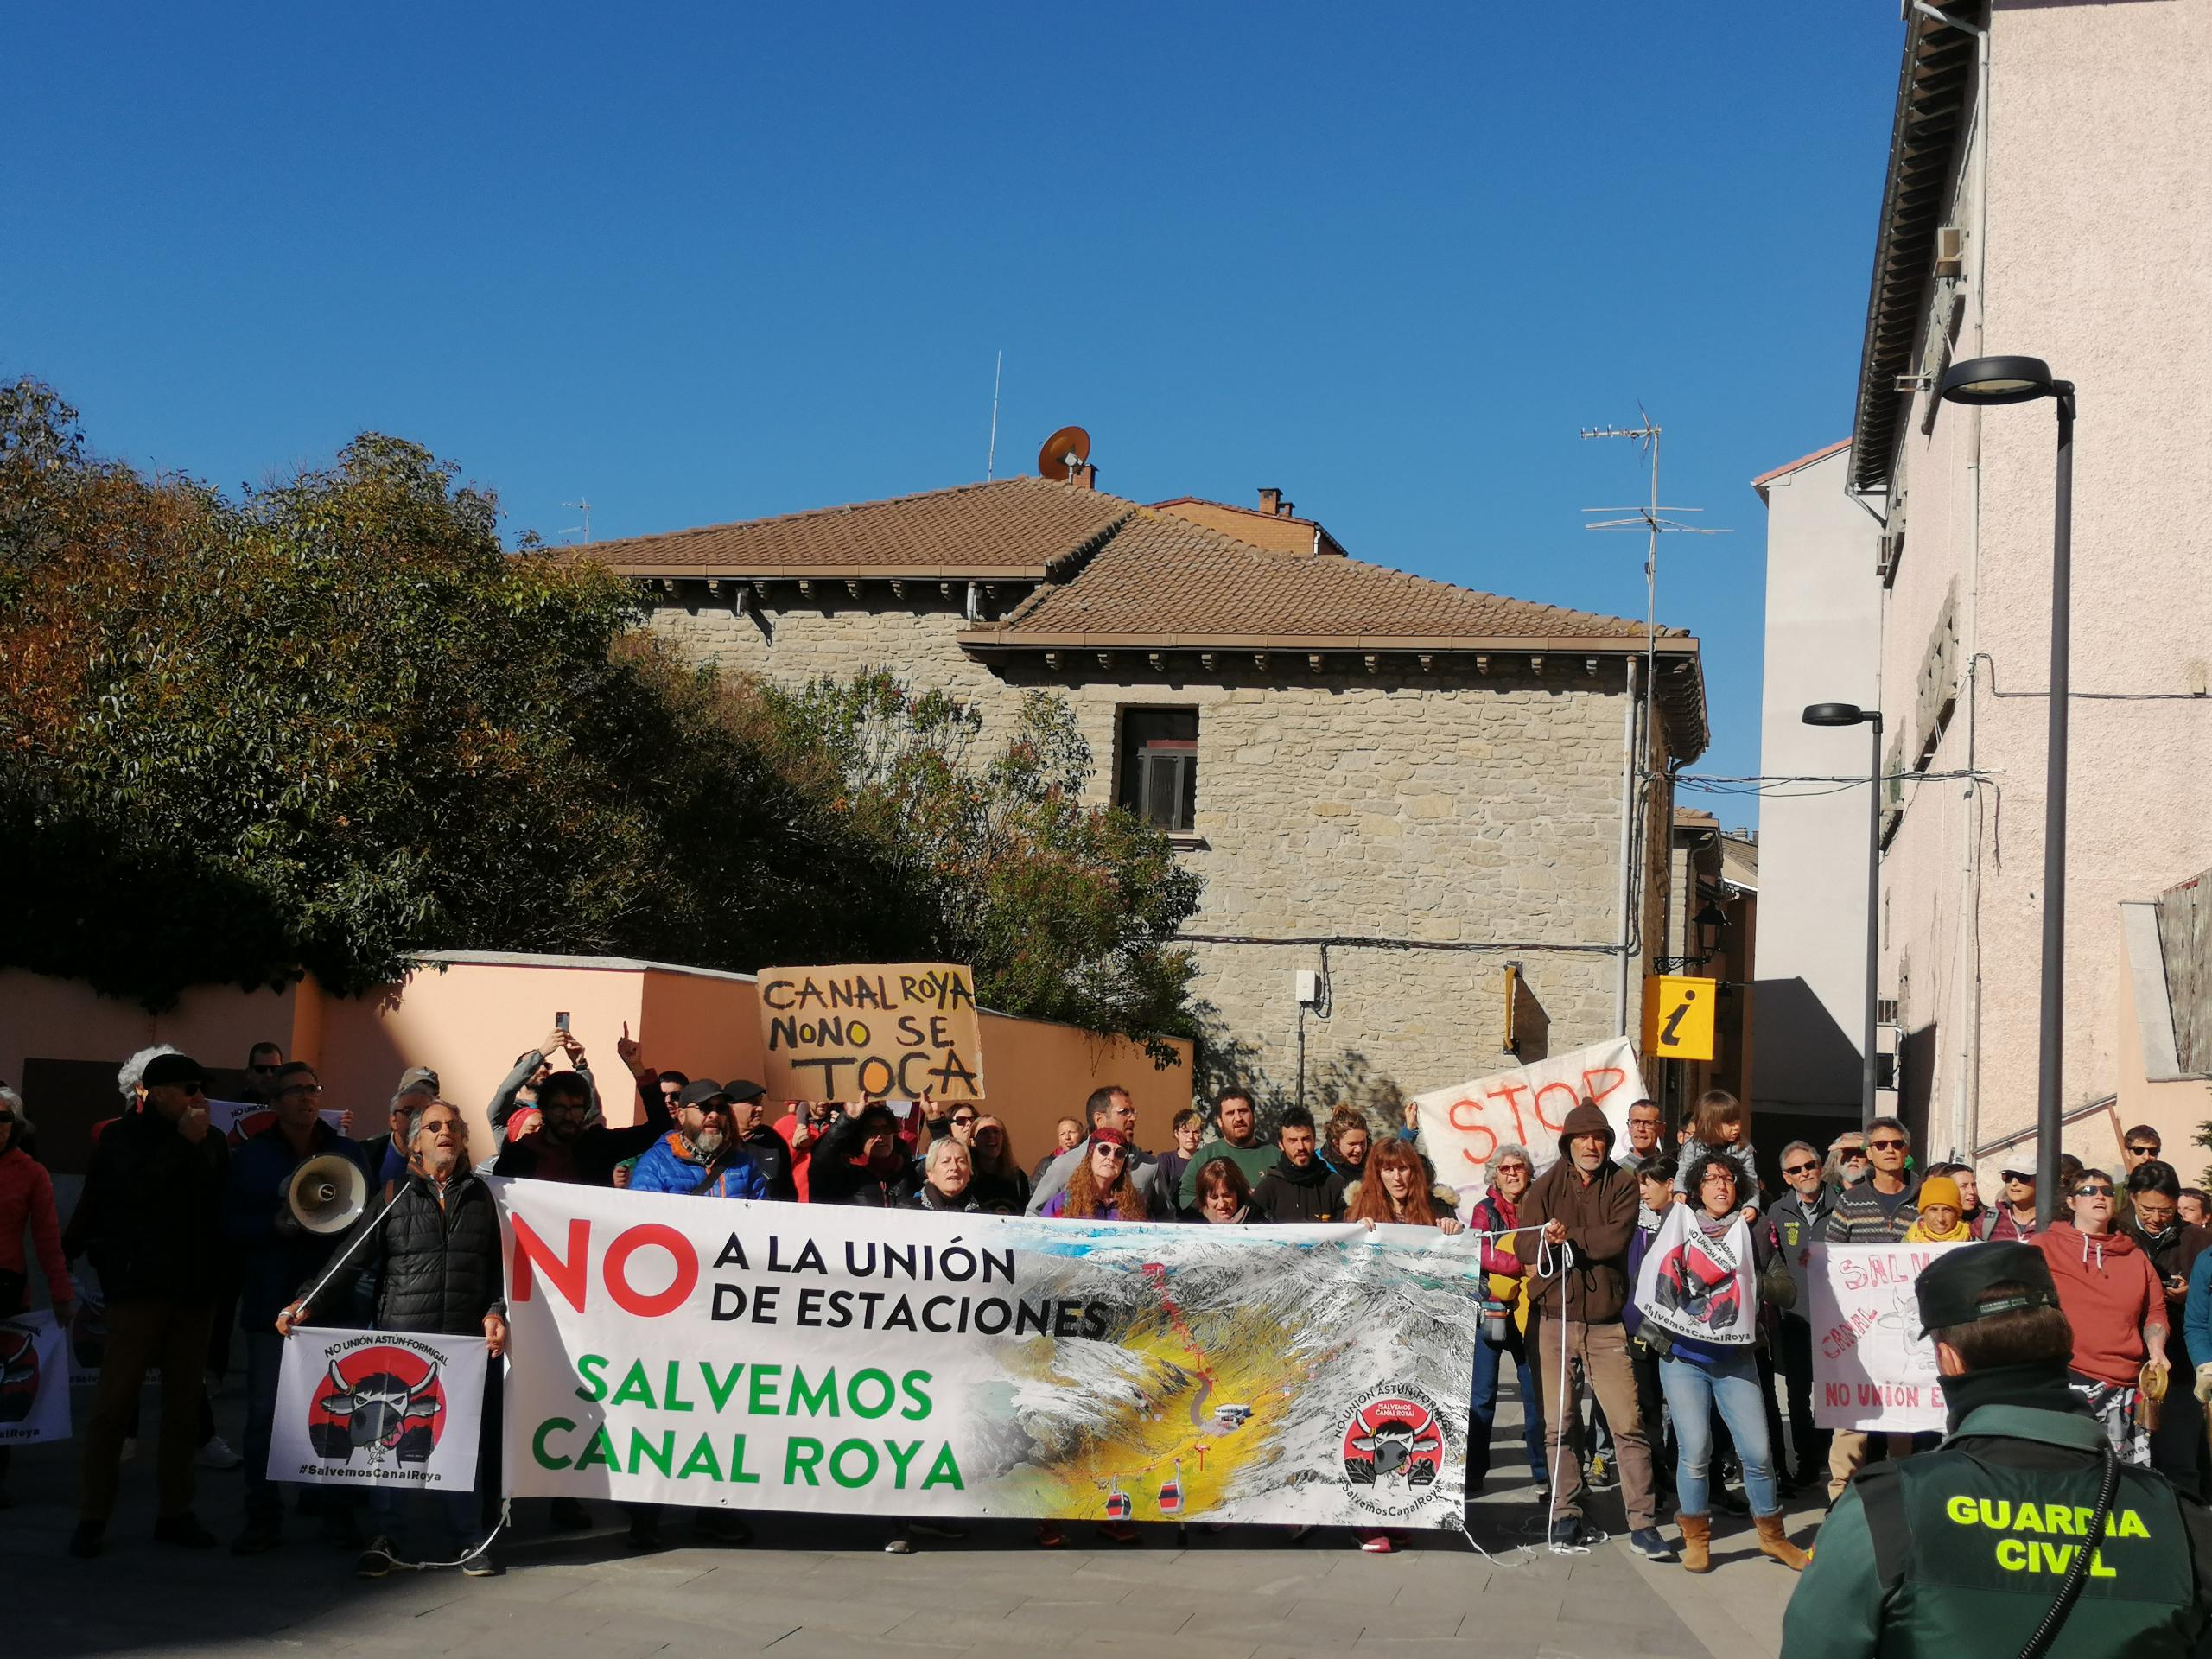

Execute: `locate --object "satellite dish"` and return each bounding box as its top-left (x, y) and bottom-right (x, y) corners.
top-left (1037, 425), bottom-right (1091, 480)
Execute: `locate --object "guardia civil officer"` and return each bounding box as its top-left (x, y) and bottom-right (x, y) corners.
top-left (1781, 1241), bottom-right (2212, 1657)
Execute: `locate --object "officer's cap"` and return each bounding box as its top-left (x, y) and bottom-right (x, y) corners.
top-left (1914, 1241), bottom-right (2062, 1339)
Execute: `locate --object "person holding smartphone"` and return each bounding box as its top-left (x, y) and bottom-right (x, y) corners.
top-left (2126, 1159), bottom-right (2209, 1497)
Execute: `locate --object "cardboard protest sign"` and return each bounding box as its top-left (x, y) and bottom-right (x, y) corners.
top-left (498, 1183), bottom-right (1482, 1528)
top-left (210, 1099), bottom-right (346, 1146)
top-left (757, 963), bottom-right (984, 1100)
top-left (269, 1326), bottom-right (488, 1487)
top-left (1808, 1243), bottom-right (1970, 1432)
top-left (0, 1308), bottom-right (72, 1444)
top-left (1632, 1203), bottom-right (1756, 1348)
top-left (1410, 1037), bottom-right (1646, 1186)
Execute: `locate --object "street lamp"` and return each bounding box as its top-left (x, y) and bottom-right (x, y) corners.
top-left (1941, 353), bottom-right (2075, 1223)
top-left (1802, 701), bottom-right (1884, 1127)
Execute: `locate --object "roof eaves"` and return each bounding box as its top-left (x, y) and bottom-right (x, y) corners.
top-left (957, 628), bottom-right (1700, 653)
top-left (1848, 9), bottom-right (1980, 495)
top-left (1750, 438), bottom-right (1853, 497)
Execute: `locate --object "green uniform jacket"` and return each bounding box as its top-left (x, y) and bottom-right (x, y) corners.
top-left (1782, 1402), bottom-right (2212, 1658)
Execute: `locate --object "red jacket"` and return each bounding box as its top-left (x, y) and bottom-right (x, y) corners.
top-left (2037, 1222), bottom-right (2166, 1386)
top-left (0, 1146), bottom-right (69, 1309)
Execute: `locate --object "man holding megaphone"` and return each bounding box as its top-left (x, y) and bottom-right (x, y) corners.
top-left (222, 1062), bottom-right (379, 1556)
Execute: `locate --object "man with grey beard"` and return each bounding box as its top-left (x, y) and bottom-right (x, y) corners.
top-left (278, 1101), bottom-right (507, 1579)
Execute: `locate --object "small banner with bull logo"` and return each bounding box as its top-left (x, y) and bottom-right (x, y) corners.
top-left (1630, 1201), bottom-right (1757, 1349)
top-left (0, 1307), bottom-right (72, 1445)
top-left (269, 1327), bottom-right (488, 1488)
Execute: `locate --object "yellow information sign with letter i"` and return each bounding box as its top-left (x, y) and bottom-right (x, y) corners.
top-left (1645, 976), bottom-right (1717, 1063)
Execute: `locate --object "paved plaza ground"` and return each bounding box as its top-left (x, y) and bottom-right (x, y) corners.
top-left (3, 1376), bottom-right (1818, 1658)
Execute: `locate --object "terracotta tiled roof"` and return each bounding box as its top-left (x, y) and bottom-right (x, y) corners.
top-left (1750, 439), bottom-right (1852, 493)
top-left (578, 475), bottom-right (1133, 579)
top-left (965, 509), bottom-right (1669, 649)
top-left (1147, 497), bottom-right (1347, 557)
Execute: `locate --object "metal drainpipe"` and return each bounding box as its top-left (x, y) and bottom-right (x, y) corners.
top-left (1615, 656), bottom-right (1641, 1036)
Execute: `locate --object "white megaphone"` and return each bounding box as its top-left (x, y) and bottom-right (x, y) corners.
top-left (288, 1154), bottom-right (368, 1236)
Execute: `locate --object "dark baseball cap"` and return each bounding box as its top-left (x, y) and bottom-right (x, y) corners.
top-left (721, 1078), bottom-right (767, 1103)
top-left (141, 1052), bottom-right (210, 1089)
top-left (1915, 1241), bottom-right (2062, 1339)
top-left (677, 1079), bottom-right (733, 1109)
top-left (396, 1065), bottom-right (441, 1097)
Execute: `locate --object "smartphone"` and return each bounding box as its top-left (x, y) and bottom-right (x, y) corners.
top-left (554, 1012), bottom-right (571, 1033)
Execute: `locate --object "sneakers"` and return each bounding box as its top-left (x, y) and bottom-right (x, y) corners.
top-left (231, 1519), bottom-right (283, 1556)
top-left (1356, 1529), bottom-right (1396, 1554)
top-left (196, 1436), bottom-right (244, 1471)
top-left (153, 1513), bottom-right (218, 1548)
top-left (1587, 1452), bottom-right (1617, 1490)
top-left (67, 1520), bottom-right (105, 1559)
top-left (884, 1533), bottom-right (914, 1554)
top-left (1628, 1527), bottom-right (1675, 1561)
top-left (460, 1549), bottom-right (502, 1578)
top-left (1713, 1483), bottom-right (1750, 1516)
top-left (1548, 1515), bottom-right (1587, 1548)
top-left (356, 1535), bottom-right (396, 1579)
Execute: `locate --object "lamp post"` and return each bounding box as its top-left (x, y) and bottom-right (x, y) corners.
top-left (1941, 355), bottom-right (2074, 1224)
top-left (1803, 702), bottom-right (1885, 1126)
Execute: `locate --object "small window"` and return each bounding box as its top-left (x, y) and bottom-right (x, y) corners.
top-left (1117, 708), bottom-right (1198, 834)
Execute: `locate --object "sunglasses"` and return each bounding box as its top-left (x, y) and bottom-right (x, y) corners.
top-left (1869, 1138), bottom-right (1906, 1151)
top-left (2002, 1171), bottom-right (2032, 1183)
top-left (1783, 1161), bottom-right (1820, 1176)
top-left (2073, 1184), bottom-right (2114, 1198)
top-left (178, 1082), bottom-right (208, 1098)
top-left (0, 1111), bottom-right (16, 1125)
top-left (2128, 1145), bottom-right (2159, 1157)
top-left (1094, 1145), bottom-right (1129, 1162)
top-left (276, 1083), bottom-right (323, 1098)
top-left (951, 1115), bottom-right (977, 1127)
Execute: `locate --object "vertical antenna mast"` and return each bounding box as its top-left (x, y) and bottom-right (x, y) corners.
top-left (561, 499), bottom-right (593, 543)
top-left (985, 351), bottom-right (1003, 480)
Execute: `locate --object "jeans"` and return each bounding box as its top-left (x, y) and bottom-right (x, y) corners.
top-left (1469, 1325), bottom-right (1547, 1489)
top-left (367, 1482), bottom-right (482, 1560)
top-left (1529, 1313), bottom-right (1655, 1530)
top-left (1659, 1350), bottom-right (1780, 1519)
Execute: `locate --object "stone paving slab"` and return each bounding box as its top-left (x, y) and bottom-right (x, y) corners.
top-left (2, 1368), bottom-right (1817, 1658)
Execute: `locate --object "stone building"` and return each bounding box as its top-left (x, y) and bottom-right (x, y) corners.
top-left (589, 466), bottom-right (1707, 1115)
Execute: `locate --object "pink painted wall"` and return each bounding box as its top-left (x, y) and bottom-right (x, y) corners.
top-left (3, 954), bottom-right (1192, 1178)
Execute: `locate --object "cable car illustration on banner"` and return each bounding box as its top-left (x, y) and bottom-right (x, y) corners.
top-left (1158, 1460), bottom-right (1185, 1516)
top-left (1105, 1476), bottom-right (1132, 1522)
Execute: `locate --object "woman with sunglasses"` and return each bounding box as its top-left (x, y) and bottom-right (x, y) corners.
top-left (0, 1085), bottom-right (74, 1506)
top-left (1038, 1128), bottom-right (1146, 1221)
top-left (963, 1115), bottom-right (1030, 1215)
top-left (2035, 1166), bottom-right (2170, 1465)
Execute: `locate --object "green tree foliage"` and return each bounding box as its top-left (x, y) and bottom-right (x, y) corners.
top-left (742, 671), bottom-right (1202, 1060)
top-left (0, 379), bottom-right (1199, 1053)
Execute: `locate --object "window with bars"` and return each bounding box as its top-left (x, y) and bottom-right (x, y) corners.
top-left (1116, 708), bottom-right (1198, 834)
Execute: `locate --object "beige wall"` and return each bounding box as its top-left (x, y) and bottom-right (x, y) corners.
top-left (1874, 2), bottom-right (2212, 1166)
top-left (651, 584), bottom-right (1652, 1115)
top-left (2, 956), bottom-right (1189, 1178)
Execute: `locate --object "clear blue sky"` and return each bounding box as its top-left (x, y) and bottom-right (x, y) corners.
top-left (9, 5), bottom-right (1903, 814)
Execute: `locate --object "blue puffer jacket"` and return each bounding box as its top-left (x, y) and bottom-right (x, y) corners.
top-left (627, 1133), bottom-right (767, 1200)
top-left (222, 1122), bottom-right (380, 1333)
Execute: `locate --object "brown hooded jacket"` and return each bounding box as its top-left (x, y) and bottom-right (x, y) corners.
top-left (1519, 1099), bottom-right (1639, 1323)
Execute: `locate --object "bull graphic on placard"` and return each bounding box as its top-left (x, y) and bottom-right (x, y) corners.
top-left (308, 1349), bottom-right (444, 1465)
top-left (0, 1325), bottom-right (38, 1425)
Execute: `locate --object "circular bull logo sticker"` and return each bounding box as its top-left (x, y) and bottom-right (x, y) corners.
top-left (0, 1325), bottom-right (40, 1425)
top-left (308, 1341), bottom-right (448, 1466)
top-left (1339, 1385), bottom-right (1446, 1516)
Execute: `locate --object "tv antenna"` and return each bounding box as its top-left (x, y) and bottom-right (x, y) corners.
top-left (986, 350), bottom-right (1003, 480)
top-left (561, 498), bottom-right (594, 543)
top-left (1579, 409), bottom-right (1729, 707)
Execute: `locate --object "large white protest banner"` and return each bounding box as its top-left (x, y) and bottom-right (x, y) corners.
top-left (496, 1180), bottom-right (1481, 1529)
top-left (1808, 1243), bottom-right (1971, 1433)
top-left (0, 1308), bottom-right (72, 1444)
top-left (269, 1326), bottom-right (488, 1488)
top-left (1410, 1037), bottom-right (1648, 1185)
top-left (1631, 1203), bottom-right (1757, 1349)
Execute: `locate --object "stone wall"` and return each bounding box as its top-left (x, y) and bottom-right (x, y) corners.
top-left (649, 595), bottom-right (1641, 1120)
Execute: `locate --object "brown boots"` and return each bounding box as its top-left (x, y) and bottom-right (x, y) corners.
top-left (1755, 1511), bottom-right (1808, 1571)
top-left (1676, 1511), bottom-right (1711, 1573)
top-left (1675, 1510), bottom-right (1805, 1573)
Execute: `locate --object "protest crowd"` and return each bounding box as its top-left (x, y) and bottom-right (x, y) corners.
top-left (7, 1027), bottom-right (2212, 1651)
